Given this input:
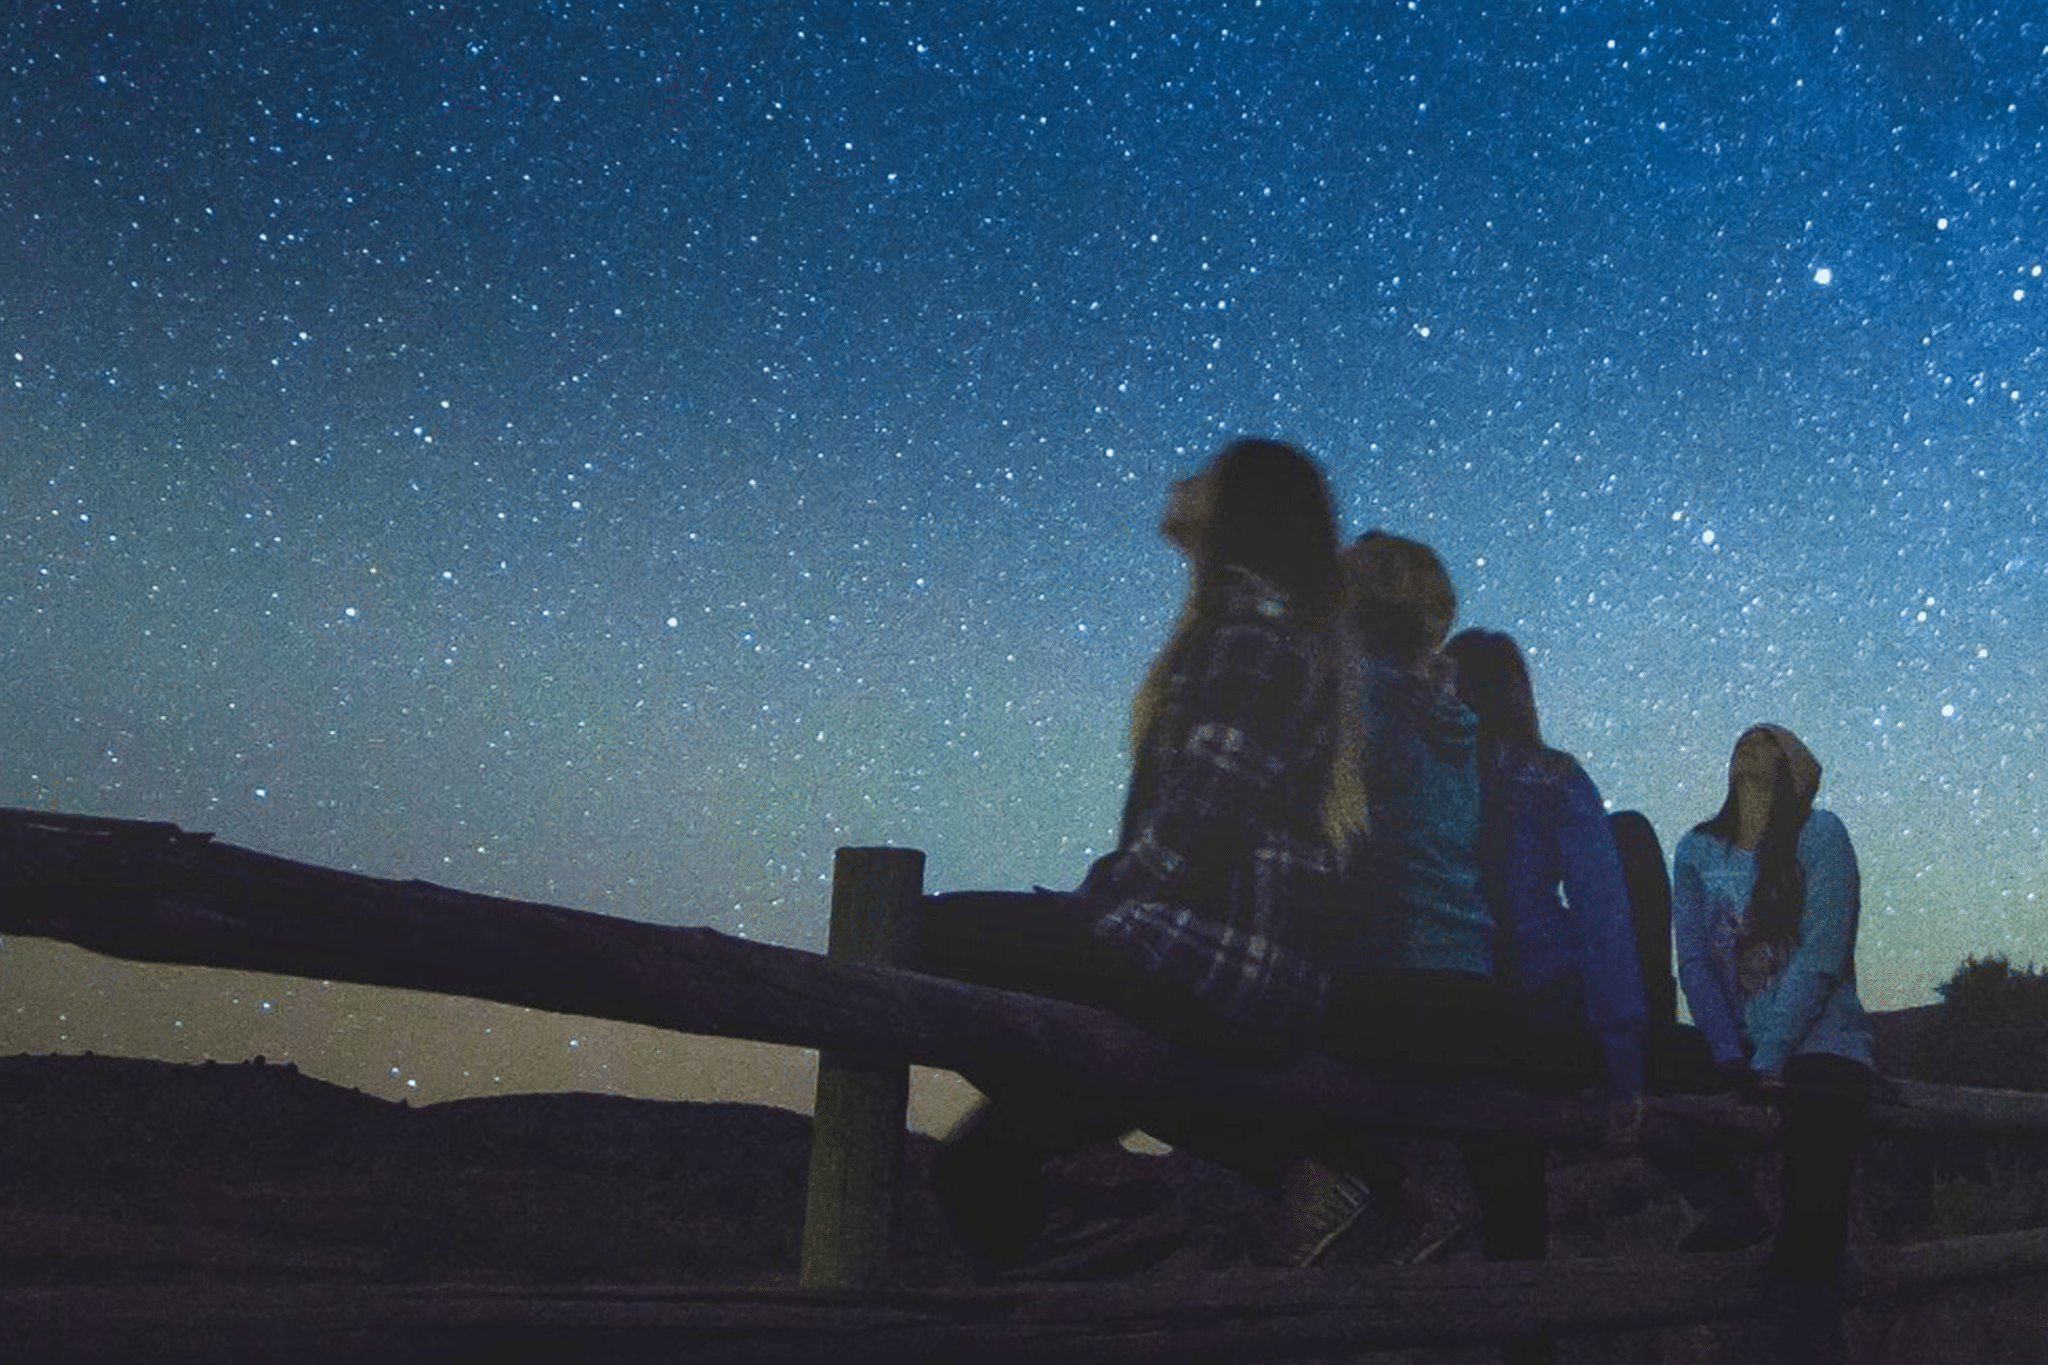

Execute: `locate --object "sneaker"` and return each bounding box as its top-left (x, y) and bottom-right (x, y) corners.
top-left (989, 1205), bottom-right (1189, 1283)
top-left (1387, 1185), bottom-right (1474, 1266)
top-left (931, 1128), bottom-right (1046, 1273)
top-left (1273, 1157), bottom-right (1376, 1267)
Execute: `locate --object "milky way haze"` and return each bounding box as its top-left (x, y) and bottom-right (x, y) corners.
top-left (4, 2), bottom-right (2043, 1112)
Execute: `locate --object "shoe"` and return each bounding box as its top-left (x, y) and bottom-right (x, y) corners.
top-left (1273, 1157), bottom-right (1376, 1267)
top-left (931, 1128), bottom-right (1046, 1273)
top-left (989, 1205), bottom-right (1189, 1283)
top-left (1387, 1185), bottom-right (1474, 1266)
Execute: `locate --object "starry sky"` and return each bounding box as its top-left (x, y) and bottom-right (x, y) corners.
top-left (4, 1), bottom-right (2044, 1122)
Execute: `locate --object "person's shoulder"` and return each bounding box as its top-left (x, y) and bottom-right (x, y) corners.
top-left (1495, 743), bottom-right (1585, 790)
top-left (1537, 745), bottom-right (1591, 786)
top-left (1354, 648), bottom-right (1408, 685)
top-left (1199, 576), bottom-right (1318, 687)
top-left (1800, 807), bottom-right (1854, 853)
top-left (1351, 649), bottom-right (1414, 714)
top-left (1673, 825), bottom-right (1721, 863)
top-left (1212, 565), bottom-right (1299, 624)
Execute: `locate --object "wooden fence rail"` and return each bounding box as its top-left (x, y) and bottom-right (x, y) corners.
top-left (3, 810), bottom-right (2041, 1142)
top-left (4, 806), bottom-right (2046, 1353)
top-left (7, 1231), bottom-right (2048, 1364)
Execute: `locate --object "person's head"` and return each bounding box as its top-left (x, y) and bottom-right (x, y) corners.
top-left (1444, 628), bottom-right (1541, 751)
top-left (1716, 723), bottom-right (1823, 836)
top-left (1701, 723), bottom-right (1824, 951)
top-left (1343, 531), bottom-right (1457, 665)
top-left (1165, 438), bottom-right (1341, 611)
top-left (1137, 438), bottom-right (1361, 851)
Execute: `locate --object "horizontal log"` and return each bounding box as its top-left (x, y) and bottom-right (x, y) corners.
top-left (2, 807), bottom-right (2044, 1148)
top-left (1872, 1077), bottom-right (2048, 1138)
top-left (5, 1230), bottom-right (2047, 1363)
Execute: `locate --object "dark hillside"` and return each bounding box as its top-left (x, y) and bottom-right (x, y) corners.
top-left (0, 1053), bottom-right (1270, 1290)
top-left (0, 1053), bottom-right (895, 1286)
top-left (4, 996), bottom-right (2046, 1363)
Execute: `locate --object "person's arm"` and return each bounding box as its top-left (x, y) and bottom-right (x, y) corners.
top-left (1121, 618), bottom-right (1319, 898)
top-left (1555, 762), bottom-right (1647, 1096)
top-left (1747, 810), bottom-right (1860, 1077)
top-left (1672, 832), bottom-right (1747, 1067)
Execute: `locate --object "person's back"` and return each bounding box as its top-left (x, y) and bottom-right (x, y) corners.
top-left (1342, 649), bottom-right (1488, 977)
top-left (916, 437), bottom-right (1358, 1273)
top-left (1444, 628), bottom-right (1647, 1105)
top-left (1278, 534), bottom-right (1508, 1274)
top-left (1609, 809), bottom-right (1676, 1033)
top-left (1480, 741), bottom-right (1646, 1095)
top-left (1079, 559), bottom-right (1343, 1043)
top-left (1437, 627), bottom-right (1651, 1365)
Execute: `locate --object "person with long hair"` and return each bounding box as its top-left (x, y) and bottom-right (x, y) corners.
top-left (1673, 724), bottom-right (1873, 1295)
top-left (917, 437), bottom-right (1363, 1270)
top-left (1444, 629), bottom-right (1647, 1125)
top-left (1324, 534), bottom-right (1493, 1021)
top-left (1439, 629), bottom-right (1649, 1365)
top-left (1273, 532), bottom-right (1505, 1271)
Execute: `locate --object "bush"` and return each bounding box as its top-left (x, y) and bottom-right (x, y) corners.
top-left (1916, 955), bottom-right (2048, 1093)
top-left (1905, 955), bottom-right (2048, 1238)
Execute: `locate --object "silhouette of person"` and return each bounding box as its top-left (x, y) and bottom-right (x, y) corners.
top-left (916, 437), bottom-right (1361, 1270)
top-left (1437, 628), bottom-right (1654, 1365)
top-left (1674, 725), bottom-right (1874, 1264)
top-left (1274, 533), bottom-right (1526, 1275)
top-left (1319, 534), bottom-right (1498, 1062)
top-left (1444, 628), bottom-right (1648, 1133)
top-left (1609, 808), bottom-right (1678, 1036)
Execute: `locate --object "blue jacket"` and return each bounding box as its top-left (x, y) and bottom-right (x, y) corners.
top-left (1479, 745), bottom-right (1647, 1095)
top-left (1336, 655), bottom-right (1491, 978)
top-left (1673, 808), bottom-right (1873, 1074)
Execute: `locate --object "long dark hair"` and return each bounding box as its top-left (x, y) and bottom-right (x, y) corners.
top-left (1130, 438), bottom-right (1363, 850)
top-left (1199, 438), bottom-right (1342, 614)
top-left (1444, 628), bottom-right (1542, 765)
top-left (1696, 729), bottom-right (1816, 953)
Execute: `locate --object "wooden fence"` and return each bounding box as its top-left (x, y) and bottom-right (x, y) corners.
top-left (3, 807), bottom-right (2046, 1360)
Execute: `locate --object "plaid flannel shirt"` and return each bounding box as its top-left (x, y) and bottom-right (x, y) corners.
top-left (1079, 567), bottom-right (1339, 1046)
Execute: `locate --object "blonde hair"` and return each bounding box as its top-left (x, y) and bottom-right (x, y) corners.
top-left (1320, 612), bottom-right (1370, 849)
top-left (1128, 584), bottom-right (1206, 763)
top-left (1331, 531), bottom-right (1462, 847)
top-left (1130, 592), bottom-right (1367, 856)
top-left (1344, 531), bottom-right (1458, 664)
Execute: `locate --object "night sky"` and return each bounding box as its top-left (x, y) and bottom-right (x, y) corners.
top-left (5, 2), bottom-right (2044, 1122)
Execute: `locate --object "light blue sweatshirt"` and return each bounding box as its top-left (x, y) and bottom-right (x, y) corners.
top-left (1673, 808), bottom-right (1873, 1075)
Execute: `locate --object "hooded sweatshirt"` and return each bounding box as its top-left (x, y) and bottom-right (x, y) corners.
top-left (1333, 653), bottom-right (1491, 977)
top-left (1673, 725), bottom-right (1873, 1074)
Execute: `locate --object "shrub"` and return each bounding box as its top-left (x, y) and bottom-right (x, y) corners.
top-left (1916, 955), bottom-right (2048, 1093)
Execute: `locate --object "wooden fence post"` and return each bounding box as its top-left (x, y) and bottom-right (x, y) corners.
top-left (798, 846), bottom-right (925, 1290)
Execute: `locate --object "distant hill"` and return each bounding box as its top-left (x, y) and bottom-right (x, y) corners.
top-left (0, 1002), bottom-right (1970, 1290)
top-left (0, 1052), bottom-right (887, 1286)
top-left (1868, 1002), bottom-right (1945, 1080)
top-left (0, 1051), bottom-right (1272, 1289)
